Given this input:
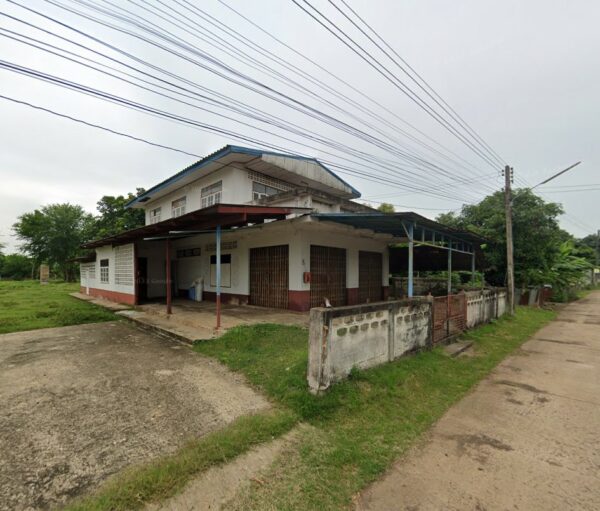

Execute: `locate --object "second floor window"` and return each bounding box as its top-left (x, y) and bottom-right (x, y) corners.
top-left (149, 207), bottom-right (161, 224)
top-left (253, 181), bottom-right (282, 200)
top-left (172, 197), bottom-right (186, 218)
top-left (201, 181), bottom-right (222, 208)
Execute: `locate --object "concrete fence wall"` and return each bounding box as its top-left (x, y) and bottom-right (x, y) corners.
top-left (308, 299), bottom-right (432, 393)
top-left (465, 289), bottom-right (507, 329)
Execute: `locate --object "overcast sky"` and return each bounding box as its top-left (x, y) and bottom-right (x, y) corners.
top-left (1, 0), bottom-right (598, 252)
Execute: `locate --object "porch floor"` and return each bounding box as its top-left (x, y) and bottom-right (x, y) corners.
top-left (118, 299), bottom-right (309, 342)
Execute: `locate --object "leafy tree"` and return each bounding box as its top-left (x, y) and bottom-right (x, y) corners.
top-left (573, 233), bottom-right (598, 265)
top-left (377, 202), bottom-right (395, 213)
top-left (91, 188), bottom-right (146, 239)
top-left (0, 253), bottom-right (33, 280)
top-left (13, 204), bottom-right (95, 281)
top-left (436, 189), bottom-right (566, 287)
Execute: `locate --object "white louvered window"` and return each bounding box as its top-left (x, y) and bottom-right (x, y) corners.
top-left (201, 181), bottom-right (222, 208)
top-left (171, 197), bottom-right (186, 218)
top-left (115, 245), bottom-right (134, 286)
top-left (100, 259), bottom-right (109, 283)
top-left (88, 263), bottom-right (96, 281)
top-left (149, 207), bottom-right (161, 224)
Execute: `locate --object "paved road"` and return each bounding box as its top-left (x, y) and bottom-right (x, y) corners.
top-left (357, 292), bottom-right (600, 511)
top-left (0, 322), bottom-right (268, 511)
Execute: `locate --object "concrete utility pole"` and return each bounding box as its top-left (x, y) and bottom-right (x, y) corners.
top-left (504, 165), bottom-right (515, 315)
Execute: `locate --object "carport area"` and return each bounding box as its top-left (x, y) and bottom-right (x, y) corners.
top-left (0, 321), bottom-right (270, 511)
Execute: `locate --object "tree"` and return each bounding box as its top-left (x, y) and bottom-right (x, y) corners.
top-left (13, 204), bottom-right (95, 281)
top-left (436, 189), bottom-right (566, 287)
top-left (377, 203), bottom-right (395, 213)
top-left (91, 189), bottom-right (146, 239)
top-left (0, 253), bottom-right (33, 280)
top-left (573, 233), bottom-right (598, 266)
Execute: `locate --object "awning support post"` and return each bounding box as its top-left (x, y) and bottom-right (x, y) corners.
top-left (471, 250), bottom-right (476, 286)
top-left (447, 239), bottom-right (452, 295)
top-left (407, 222), bottom-right (414, 298)
top-left (166, 237), bottom-right (172, 315)
top-left (216, 224), bottom-right (221, 330)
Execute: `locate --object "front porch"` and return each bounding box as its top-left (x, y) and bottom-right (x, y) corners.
top-left (118, 299), bottom-right (309, 342)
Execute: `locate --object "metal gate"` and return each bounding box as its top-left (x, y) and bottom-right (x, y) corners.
top-left (310, 245), bottom-right (347, 308)
top-left (358, 251), bottom-right (382, 303)
top-left (250, 245), bottom-right (289, 309)
top-left (432, 293), bottom-right (466, 343)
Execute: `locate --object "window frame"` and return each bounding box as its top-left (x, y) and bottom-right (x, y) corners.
top-left (149, 206), bottom-right (161, 224)
top-left (201, 181), bottom-right (223, 209)
top-left (171, 196), bottom-right (186, 218)
top-left (99, 259), bottom-right (109, 284)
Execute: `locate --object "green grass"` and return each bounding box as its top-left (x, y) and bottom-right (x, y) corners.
top-left (0, 280), bottom-right (116, 334)
top-left (60, 306), bottom-right (556, 511)
top-left (63, 409), bottom-right (297, 511)
top-left (195, 308), bottom-right (556, 510)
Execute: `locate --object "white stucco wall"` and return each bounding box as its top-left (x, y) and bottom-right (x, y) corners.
top-left (162, 218), bottom-right (391, 298)
top-left (92, 244), bottom-right (135, 296)
top-left (142, 166), bottom-right (254, 224)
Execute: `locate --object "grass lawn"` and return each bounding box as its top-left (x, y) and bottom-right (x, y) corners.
top-left (65, 305), bottom-right (555, 511)
top-left (0, 280), bottom-right (116, 334)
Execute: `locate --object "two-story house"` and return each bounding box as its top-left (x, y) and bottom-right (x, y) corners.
top-left (79, 145), bottom-right (481, 312)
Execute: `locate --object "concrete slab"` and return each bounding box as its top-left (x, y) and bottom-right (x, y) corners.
top-left (356, 291), bottom-right (600, 511)
top-left (0, 322), bottom-right (269, 511)
top-left (71, 293), bottom-right (309, 342)
top-left (70, 292), bottom-right (132, 311)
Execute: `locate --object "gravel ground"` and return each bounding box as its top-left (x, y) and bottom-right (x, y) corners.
top-left (0, 321), bottom-right (269, 511)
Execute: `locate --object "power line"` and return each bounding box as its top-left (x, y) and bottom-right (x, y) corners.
top-left (4, 1), bottom-right (493, 203)
top-left (0, 59), bottom-right (479, 204)
top-left (0, 93), bottom-right (202, 158)
top-left (292, 0), bottom-right (503, 170)
top-left (22, 0), bottom-right (491, 197)
top-left (334, 0), bottom-right (507, 167)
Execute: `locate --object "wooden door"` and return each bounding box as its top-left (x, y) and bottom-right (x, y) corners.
top-left (358, 251), bottom-right (383, 303)
top-left (310, 245), bottom-right (347, 308)
top-left (249, 245), bottom-right (289, 309)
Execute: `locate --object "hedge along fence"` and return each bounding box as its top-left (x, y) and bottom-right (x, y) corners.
top-left (308, 289), bottom-right (508, 393)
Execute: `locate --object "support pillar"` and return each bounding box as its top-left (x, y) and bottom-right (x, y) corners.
top-left (166, 238), bottom-right (172, 315)
top-left (216, 224), bottom-right (221, 330)
top-left (447, 240), bottom-right (452, 295)
top-left (471, 250), bottom-right (476, 286)
top-left (407, 222), bottom-right (414, 298)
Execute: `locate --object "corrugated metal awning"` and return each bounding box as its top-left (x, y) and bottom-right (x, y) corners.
top-left (82, 204), bottom-right (311, 248)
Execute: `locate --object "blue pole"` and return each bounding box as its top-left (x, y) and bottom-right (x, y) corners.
top-left (216, 224), bottom-right (221, 329)
top-left (408, 222), bottom-right (414, 298)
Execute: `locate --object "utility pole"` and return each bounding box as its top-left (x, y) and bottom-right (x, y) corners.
top-left (503, 165), bottom-right (515, 315)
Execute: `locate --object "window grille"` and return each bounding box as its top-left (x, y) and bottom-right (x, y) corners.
top-left (149, 207), bottom-right (161, 224)
top-left (172, 197), bottom-right (186, 218)
top-left (247, 171), bottom-right (292, 192)
top-left (115, 245), bottom-right (134, 286)
top-left (201, 181), bottom-right (222, 208)
top-left (100, 259), bottom-right (109, 283)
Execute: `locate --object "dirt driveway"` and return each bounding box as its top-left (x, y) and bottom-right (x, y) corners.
top-left (0, 321), bottom-right (269, 511)
top-left (357, 292), bottom-right (600, 511)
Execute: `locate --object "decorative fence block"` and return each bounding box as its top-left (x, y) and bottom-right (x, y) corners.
top-left (308, 299), bottom-right (432, 393)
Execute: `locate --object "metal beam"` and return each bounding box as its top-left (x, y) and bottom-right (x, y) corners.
top-left (216, 224), bottom-right (222, 330)
top-left (447, 240), bottom-right (452, 294)
top-left (165, 237), bottom-right (172, 315)
top-left (407, 222), bottom-right (414, 298)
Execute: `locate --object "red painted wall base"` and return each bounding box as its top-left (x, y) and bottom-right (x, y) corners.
top-left (288, 290), bottom-right (310, 312)
top-left (81, 286), bottom-right (136, 305)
